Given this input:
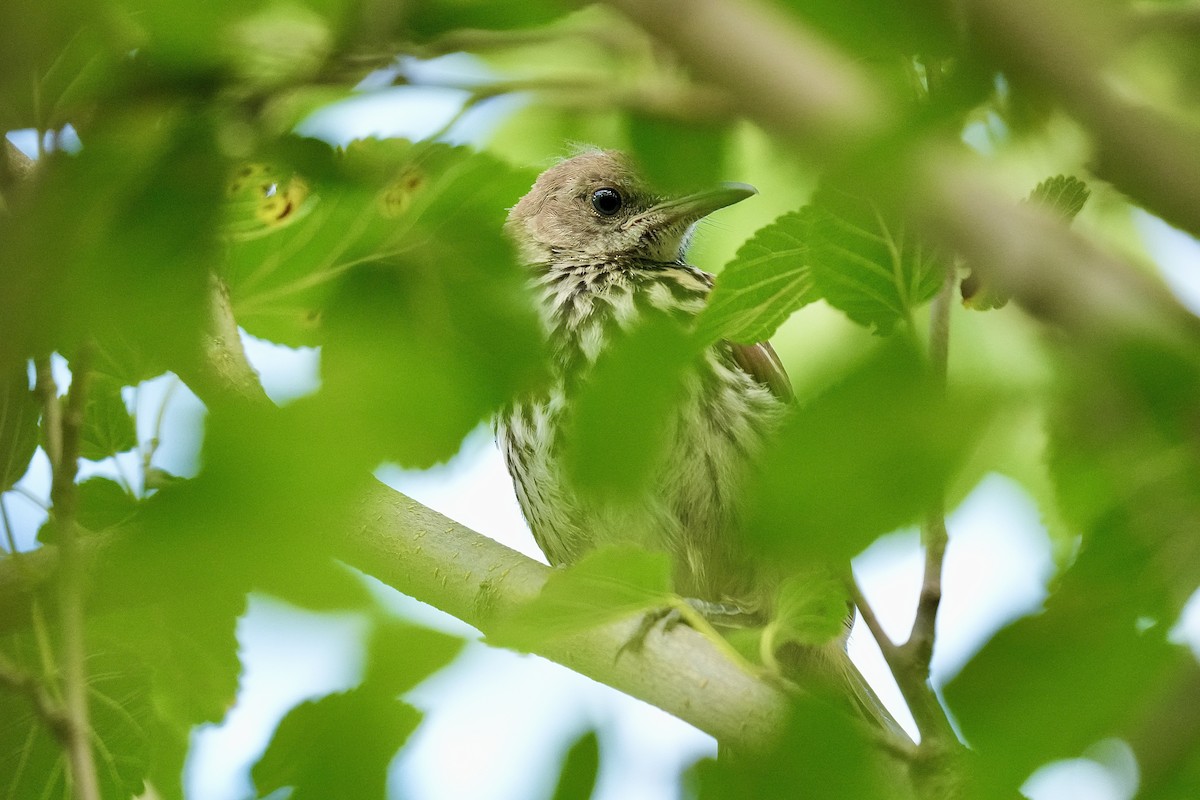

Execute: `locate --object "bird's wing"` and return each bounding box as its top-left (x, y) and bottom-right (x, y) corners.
top-left (724, 340), bottom-right (794, 403)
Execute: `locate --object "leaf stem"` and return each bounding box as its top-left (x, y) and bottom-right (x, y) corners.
top-left (43, 345), bottom-right (102, 800)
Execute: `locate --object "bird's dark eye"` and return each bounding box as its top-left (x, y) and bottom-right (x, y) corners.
top-left (590, 187), bottom-right (623, 216)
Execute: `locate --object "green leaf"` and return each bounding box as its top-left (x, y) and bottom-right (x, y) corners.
top-left (77, 476), bottom-right (138, 531)
top-left (806, 187), bottom-right (944, 334)
top-left (404, 0), bottom-right (568, 39)
top-left (79, 377), bottom-right (137, 461)
top-left (746, 339), bottom-right (985, 566)
top-left (767, 571), bottom-right (849, 648)
top-left (563, 313), bottom-right (698, 501)
top-left (0, 632), bottom-right (161, 800)
top-left (0, 364), bottom-right (38, 492)
top-left (364, 617), bottom-right (464, 696)
top-left (1028, 174), bottom-right (1091, 221)
top-left (697, 209), bottom-right (818, 344)
top-left (252, 688), bottom-right (422, 800)
top-left (626, 112), bottom-right (730, 195)
top-left (945, 521), bottom-right (1183, 799)
top-left (551, 730), bottom-right (601, 800)
top-left (695, 694), bottom-right (890, 800)
top-left (963, 175), bottom-right (1090, 310)
top-left (490, 547), bottom-right (673, 649)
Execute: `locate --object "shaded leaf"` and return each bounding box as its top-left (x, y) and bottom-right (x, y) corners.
top-left (697, 209), bottom-right (819, 344)
top-left (563, 313), bottom-right (698, 501)
top-left (79, 377), bottom-right (137, 461)
top-left (77, 476), bottom-right (138, 531)
top-left (0, 364), bottom-right (38, 492)
top-left (404, 0), bottom-right (568, 39)
top-left (490, 547), bottom-right (672, 649)
top-left (626, 112), bottom-right (730, 195)
top-left (807, 186), bottom-right (944, 333)
top-left (551, 730), bottom-right (601, 800)
top-left (746, 339), bottom-right (984, 566)
top-left (252, 688), bottom-right (421, 800)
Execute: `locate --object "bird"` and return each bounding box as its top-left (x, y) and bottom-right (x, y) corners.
top-left (497, 149), bottom-right (789, 614)
top-left (495, 150), bottom-right (897, 733)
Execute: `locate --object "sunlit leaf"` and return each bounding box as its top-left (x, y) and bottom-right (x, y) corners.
top-left (806, 186), bottom-right (945, 334)
top-left (252, 688), bottom-right (421, 800)
top-left (490, 547), bottom-right (673, 649)
top-left (697, 209), bottom-right (818, 344)
top-left (766, 571), bottom-right (849, 648)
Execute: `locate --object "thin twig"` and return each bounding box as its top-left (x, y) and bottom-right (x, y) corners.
top-left (45, 344), bottom-right (101, 800)
top-left (846, 574), bottom-right (899, 664)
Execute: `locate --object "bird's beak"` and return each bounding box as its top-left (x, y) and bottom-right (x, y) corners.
top-left (633, 182), bottom-right (758, 229)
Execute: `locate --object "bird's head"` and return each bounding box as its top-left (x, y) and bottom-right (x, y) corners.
top-left (506, 150), bottom-right (756, 265)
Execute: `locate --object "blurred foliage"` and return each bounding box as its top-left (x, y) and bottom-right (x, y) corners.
top-left (1, 0), bottom-right (1200, 798)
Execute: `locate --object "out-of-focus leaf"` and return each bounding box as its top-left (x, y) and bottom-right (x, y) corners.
top-left (945, 520), bottom-right (1184, 800)
top-left (0, 3), bottom-right (116, 130)
top-left (694, 693), bottom-right (891, 800)
top-left (766, 571), bottom-right (849, 649)
top-left (79, 377), bottom-right (137, 461)
top-left (3, 104), bottom-right (217, 375)
top-left (223, 4), bottom-right (333, 91)
top-left (252, 688), bottom-right (421, 800)
top-left (746, 339), bottom-right (985, 567)
top-left (697, 209), bottom-right (818, 344)
top-left (563, 313), bottom-right (698, 501)
top-left (0, 364), bottom-right (38, 492)
top-left (551, 730), bottom-right (601, 800)
top-left (0, 632), bottom-right (160, 800)
top-left (778, 0), bottom-right (955, 61)
top-left (490, 547), bottom-right (672, 649)
top-left (963, 175), bottom-right (1090, 310)
top-left (365, 617), bottom-right (464, 697)
top-left (77, 476), bottom-right (138, 531)
top-left (404, 0), bottom-right (568, 39)
top-left (626, 112), bottom-right (730, 195)
top-left (806, 187), bottom-right (945, 334)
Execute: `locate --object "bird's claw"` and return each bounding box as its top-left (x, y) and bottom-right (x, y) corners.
top-left (615, 597), bottom-right (758, 662)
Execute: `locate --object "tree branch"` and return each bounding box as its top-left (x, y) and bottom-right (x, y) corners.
top-left (42, 345), bottom-right (101, 800)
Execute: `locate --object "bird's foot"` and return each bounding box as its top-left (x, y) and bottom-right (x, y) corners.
top-left (615, 597), bottom-right (759, 662)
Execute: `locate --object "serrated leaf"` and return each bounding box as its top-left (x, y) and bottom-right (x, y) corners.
top-left (0, 633), bottom-right (160, 800)
top-left (806, 187), bottom-right (944, 334)
top-left (77, 476), bottom-right (138, 531)
top-left (698, 209), bottom-right (819, 344)
top-left (0, 364), bottom-right (39, 492)
top-left (252, 688), bottom-right (422, 800)
top-left (963, 175), bottom-right (1089, 311)
top-left (79, 377), bottom-right (137, 461)
top-left (1028, 175), bottom-right (1090, 221)
top-left (490, 547), bottom-right (673, 649)
top-left (551, 730), bottom-right (601, 800)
